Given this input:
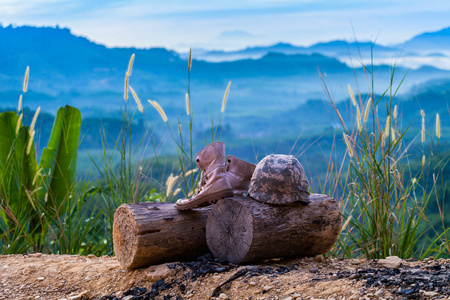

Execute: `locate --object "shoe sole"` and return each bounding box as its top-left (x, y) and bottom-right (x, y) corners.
top-left (176, 189), bottom-right (234, 210)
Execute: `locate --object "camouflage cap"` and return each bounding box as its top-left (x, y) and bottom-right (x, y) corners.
top-left (248, 154), bottom-right (310, 205)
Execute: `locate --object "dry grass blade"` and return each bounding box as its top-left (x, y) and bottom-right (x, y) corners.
top-left (23, 66), bottom-right (29, 93)
top-left (124, 72), bottom-right (129, 102)
top-left (421, 110), bottom-right (425, 143)
top-left (185, 93), bottom-right (190, 115)
top-left (26, 130), bottom-right (35, 155)
top-left (356, 104), bottom-right (362, 132)
top-left (363, 97), bottom-right (372, 123)
top-left (436, 113), bottom-right (441, 139)
top-left (30, 107), bottom-right (40, 134)
top-left (348, 84), bottom-right (357, 106)
top-left (15, 113), bottom-right (23, 135)
top-left (18, 94), bottom-right (22, 112)
top-left (221, 81), bottom-right (231, 113)
top-left (184, 168), bottom-right (198, 177)
top-left (343, 133), bottom-right (354, 157)
top-left (148, 100), bottom-right (168, 122)
top-left (129, 86), bottom-right (143, 113)
top-left (188, 48), bottom-right (192, 73)
top-left (127, 53), bottom-right (135, 76)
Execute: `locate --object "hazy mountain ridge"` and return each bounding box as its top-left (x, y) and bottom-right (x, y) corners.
top-left (1, 24), bottom-right (449, 149)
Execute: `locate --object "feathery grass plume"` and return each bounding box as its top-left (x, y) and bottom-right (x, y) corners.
top-left (348, 84), bottom-right (357, 106)
top-left (124, 72), bottom-right (129, 102)
top-left (363, 97), bottom-right (372, 123)
top-left (436, 113), bottom-right (441, 139)
top-left (188, 48), bottom-right (192, 73)
top-left (343, 133), bottom-right (353, 157)
top-left (381, 115), bottom-right (391, 147)
top-left (30, 107), bottom-right (40, 134)
top-left (393, 105), bottom-right (398, 120)
top-left (411, 178), bottom-right (417, 185)
top-left (184, 168), bottom-right (198, 177)
top-left (127, 53), bottom-right (135, 76)
top-left (391, 127), bottom-right (396, 143)
top-left (384, 115), bottom-right (391, 136)
top-left (26, 130), bottom-right (35, 155)
top-left (422, 155), bottom-right (426, 167)
top-left (23, 66), bottom-right (29, 93)
top-left (356, 104), bottom-right (362, 132)
top-left (185, 93), bottom-right (190, 115)
top-left (421, 110), bottom-right (425, 143)
top-left (178, 124), bottom-right (182, 134)
top-left (173, 188), bottom-right (182, 197)
top-left (221, 81), bottom-right (231, 113)
top-left (129, 86), bottom-right (143, 113)
top-left (15, 113), bottom-right (23, 135)
top-left (18, 94), bottom-right (22, 112)
top-left (148, 100), bottom-right (168, 122)
top-left (166, 174), bottom-right (179, 197)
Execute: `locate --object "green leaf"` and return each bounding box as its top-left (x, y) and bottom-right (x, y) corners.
top-left (39, 105), bottom-right (81, 208)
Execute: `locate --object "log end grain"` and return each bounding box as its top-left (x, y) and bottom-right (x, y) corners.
top-left (206, 198), bottom-right (253, 264)
top-left (113, 204), bottom-right (138, 268)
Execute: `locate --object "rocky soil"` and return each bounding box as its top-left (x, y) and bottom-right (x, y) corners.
top-left (1, 253), bottom-right (450, 300)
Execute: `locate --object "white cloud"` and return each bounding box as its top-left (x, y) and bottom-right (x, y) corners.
top-left (0, 0), bottom-right (449, 50)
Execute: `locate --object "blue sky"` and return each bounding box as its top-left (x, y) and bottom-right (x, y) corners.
top-left (1, 0), bottom-right (450, 51)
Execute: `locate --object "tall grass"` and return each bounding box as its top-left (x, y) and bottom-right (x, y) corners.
top-left (146, 49), bottom-right (232, 200)
top-left (0, 68), bottom-right (103, 255)
top-left (317, 50), bottom-right (449, 258)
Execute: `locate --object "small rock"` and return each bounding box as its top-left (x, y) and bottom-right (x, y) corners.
top-left (122, 296), bottom-right (134, 300)
top-left (145, 263), bottom-right (177, 281)
top-left (348, 274), bottom-right (358, 280)
top-left (378, 256), bottom-right (402, 269)
top-left (283, 297), bottom-right (293, 300)
top-left (87, 254), bottom-right (96, 258)
top-left (314, 255), bottom-right (325, 262)
top-left (219, 293), bottom-right (228, 299)
top-left (36, 277), bottom-right (45, 281)
top-left (29, 253), bottom-right (42, 257)
top-left (68, 291), bottom-right (91, 300)
top-left (263, 286), bottom-right (273, 292)
top-left (249, 281), bottom-right (256, 286)
top-left (422, 291), bottom-right (439, 297)
top-left (309, 268), bottom-right (319, 273)
top-left (374, 289), bottom-right (384, 297)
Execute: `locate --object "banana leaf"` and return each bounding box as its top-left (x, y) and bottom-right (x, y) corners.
top-left (39, 105), bottom-right (81, 214)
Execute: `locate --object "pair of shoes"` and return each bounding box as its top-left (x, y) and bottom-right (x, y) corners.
top-left (176, 141), bottom-right (256, 210)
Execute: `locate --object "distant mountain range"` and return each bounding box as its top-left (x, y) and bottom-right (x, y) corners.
top-left (189, 27), bottom-right (450, 69)
top-left (1, 24), bottom-right (450, 159)
top-left (0, 24), bottom-right (449, 135)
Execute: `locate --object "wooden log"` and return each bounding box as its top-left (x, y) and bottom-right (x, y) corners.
top-left (206, 194), bottom-right (341, 264)
top-left (113, 202), bottom-right (211, 269)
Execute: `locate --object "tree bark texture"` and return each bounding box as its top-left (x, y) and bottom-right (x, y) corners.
top-left (113, 202), bottom-right (211, 269)
top-left (206, 194), bottom-right (341, 264)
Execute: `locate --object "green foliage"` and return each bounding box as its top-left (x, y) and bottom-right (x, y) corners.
top-left (319, 54), bottom-right (436, 259)
top-left (0, 101), bottom-right (101, 255)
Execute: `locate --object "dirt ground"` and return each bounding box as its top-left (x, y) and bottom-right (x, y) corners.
top-left (1, 253), bottom-right (449, 300)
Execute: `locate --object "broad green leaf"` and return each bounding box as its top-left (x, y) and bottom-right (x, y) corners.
top-left (39, 105), bottom-right (81, 209)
